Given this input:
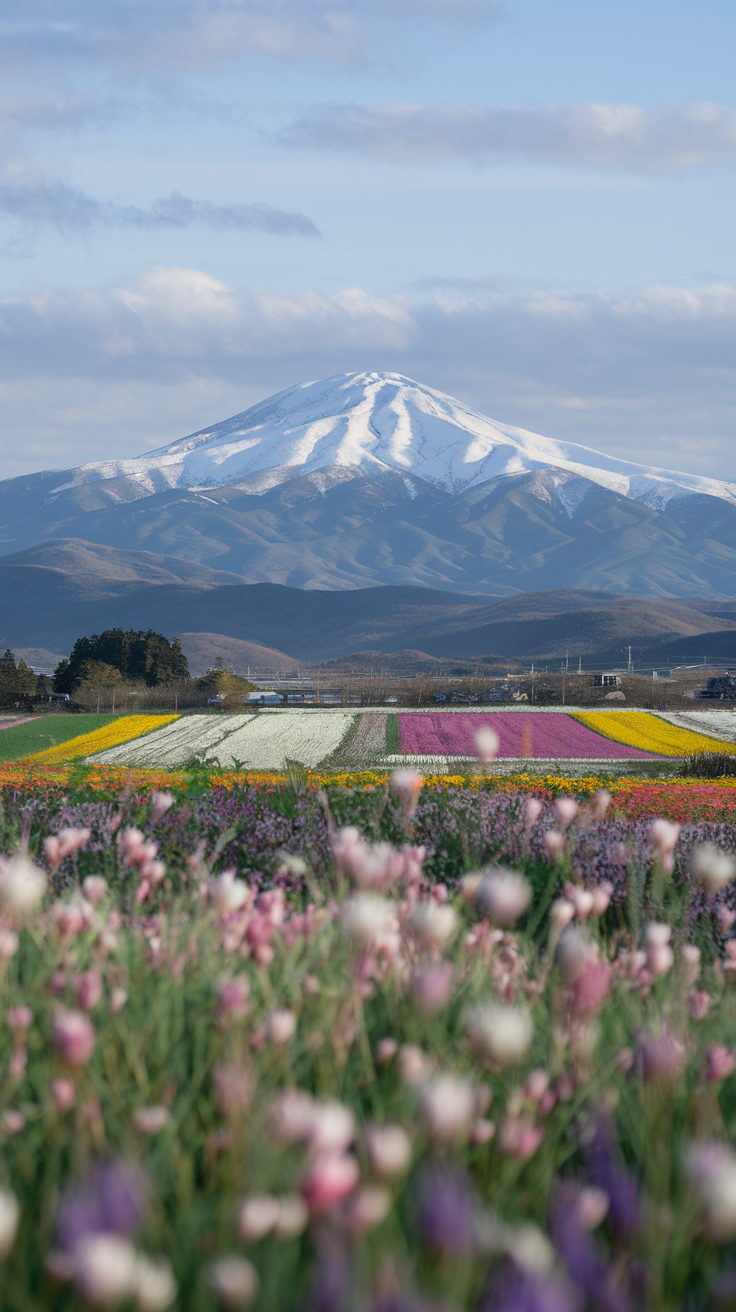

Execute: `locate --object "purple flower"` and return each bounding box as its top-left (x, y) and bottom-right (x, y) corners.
top-left (416, 1161), bottom-right (475, 1258)
top-left (479, 1261), bottom-right (580, 1312)
top-left (306, 1236), bottom-right (351, 1312)
top-left (552, 1185), bottom-right (631, 1312)
top-left (584, 1118), bottom-right (640, 1237)
top-left (57, 1161), bottom-right (148, 1253)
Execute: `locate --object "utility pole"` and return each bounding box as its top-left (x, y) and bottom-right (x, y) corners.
top-left (627, 645), bottom-right (633, 674)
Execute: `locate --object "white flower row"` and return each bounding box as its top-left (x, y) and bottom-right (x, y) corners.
top-left (90, 712), bottom-right (355, 769)
top-left (655, 710), bottom-right (736, 743)
top-left (89, 715), bottom-right (245, 766)
top-left (220, 712), bottom-right (354, 768)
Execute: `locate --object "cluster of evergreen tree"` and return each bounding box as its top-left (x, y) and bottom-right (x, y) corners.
top-left (54, 629), bottom-right (190, 693)
top-left (0, 650), bottom-right (48, 706)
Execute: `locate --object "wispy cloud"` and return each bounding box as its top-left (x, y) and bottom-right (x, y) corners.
top-left (279, 100), bottom-right (736, 174)
top-left (0, 0), bottom-right (500, 72)
top-left (0, 174), bottom-right (321, 238)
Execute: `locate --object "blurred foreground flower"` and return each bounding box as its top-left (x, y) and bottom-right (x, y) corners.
top-left (208, 1255), bottom-right (259, 1308)
top-left (466, 1005), bottom-right (533, 1067)
top-left (0, 852), bottom-right (46, 914)
top-left (474, 868), bottom-right (531, 927)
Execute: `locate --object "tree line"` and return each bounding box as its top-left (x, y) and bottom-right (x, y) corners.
top-left (53, 629), bottom-right (190, 695)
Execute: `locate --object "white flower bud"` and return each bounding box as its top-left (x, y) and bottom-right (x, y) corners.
top-left (418, 1074), bottom-right (476, 1143)
top-left (466, 1005), bottom-right (533, 1067)
top-left (134, 1256), bottom-right (177, 1311)
top-left (236, 1196), bottom-right (280, 1242)
top-left (691, 844), bottom-right (736, 895)
top-left (207, 873), bottom-right (249, 915)
top-left (0, 854), bottom-right (45, 915)
top-left (409, 901), bottom-right (457, 950)
top-left (340, 895), bottom-right (394, 950)
top-left (364, 1123), bottom-right (412, 1180)
top-left (474, 869), bottom-right (531, 927)
top-left (207, 1256), bottom-right (259, 1308)
top-left (73, 1233), bottom-right (138, 1305)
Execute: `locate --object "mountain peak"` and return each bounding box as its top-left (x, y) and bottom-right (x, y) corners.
top-left (47, 369), bottom-right (736, 509)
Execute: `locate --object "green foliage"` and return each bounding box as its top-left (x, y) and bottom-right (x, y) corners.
top-left (55, 630), bottom-right (190, 693)
top-left (0, 649), bottom-right (45, 706)
top-left (678, 751), bottom-right (736, 778)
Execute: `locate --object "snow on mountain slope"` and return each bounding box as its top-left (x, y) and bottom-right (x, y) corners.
top-left (49, 372), bottom-right (736, 509)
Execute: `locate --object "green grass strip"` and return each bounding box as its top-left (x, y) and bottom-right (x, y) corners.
top-left (386, 713), bottom-right (400, 754)
top-left (0, 715), bottom-right (117, 764)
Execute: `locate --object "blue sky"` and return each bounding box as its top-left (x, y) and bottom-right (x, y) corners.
top-left (1, 0), bottom-right (735, 481)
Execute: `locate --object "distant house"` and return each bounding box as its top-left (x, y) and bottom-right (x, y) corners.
top-left (593, 673), bottom-right (621, 687)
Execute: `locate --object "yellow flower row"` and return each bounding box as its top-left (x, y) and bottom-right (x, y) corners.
top-left (571, 710), bottom-right (736, 758)
top-left (26, 715), bottom-right (181, 764)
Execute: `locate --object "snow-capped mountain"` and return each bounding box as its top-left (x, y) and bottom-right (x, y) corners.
top-left (47, 372), bottom-right (736, 511)
top-left (4, 372), bottom-right (736, 599)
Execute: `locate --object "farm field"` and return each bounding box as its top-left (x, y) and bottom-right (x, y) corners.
top-left (397, 710), bottom-right (660, 760)
top-left (91, 710), bottom-right (354, 770)
top-left (4, 707), bottom-right (736, 770)
top-left (0, 713), bottom-right (117, 763)
top-left (573, 709), bottom-right (736, 758)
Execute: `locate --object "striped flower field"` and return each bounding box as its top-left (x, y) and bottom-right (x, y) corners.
top-left (572, 710), bottom-right (736, 758)
top-left (26, 714), bottom-right (180, 764)
top-left (397, 711), bottom-right (661, 759)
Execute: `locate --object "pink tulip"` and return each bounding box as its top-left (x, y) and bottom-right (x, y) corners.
top-left (375, 1037), bottom-right (398, 1065)
top-left (499, 1114), bottom-right (544, 1160)
top-left (110, 987), bottom-right (128, 1014)
top-left (590, 881), bottom-right (613, 916)
top-left (150, 791), bottom-right (176, 825)
top-left (217, 978), bottom-right (250, 1023)
top-left (705, 1045), bottom-right (736, 1083)
top-left (524, 1069), bottom-right (549, 1102)
top-left (544, 830), bottom-right (566, 860)
top-left (689, 989), bottom-right (711, 1021)
top-left (9, 1048), bottom-right (26, 1079)
top-left (82, 876), bottom-right (108, 907)
top-left (390, 769), bottom-right (424, 814)
top-left (43, 836), bottom-right (62, 870)
top-left (2, 1109), bottom-right (24, 1135)
top-left (525, 798), bottom-right (543, 828)
top-left (53, 1010), bottom-right (96, 1067)
top-left (474, 727), bottom-right (500, 762)
top-left (51, 1078), bottom-right (76, 1112)
top-left (301, 1153), bottom-right (359, 1214)
top-left (649, 818), bottom-right (680, 873)
top-left (570, 959), bottom-right (611, 1017)
top-left (72, 970), bottom-right (103, 1012)
top-left (640, 1032), bottom-right (685, 1084)
top-left (213, 1064), bottom-right (254, 1116)
top-left (555, 798), bottom-right (579, 830)
top-left (0, 929), bottom-right (18, 960)
top-left (6, 1006), bottom-right (32, 1039)
top-left (470, 1118), bottom-right (496, 1146)
top-left (593, 789), bottom-right (612, 819)
top-left (411, 962), bottom-right (454, 1015)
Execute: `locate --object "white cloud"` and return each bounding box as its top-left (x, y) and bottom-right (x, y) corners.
top-left (1, 267), bottom-right (735, 481)
top-left (279, 100), bottom-right (736, 174)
